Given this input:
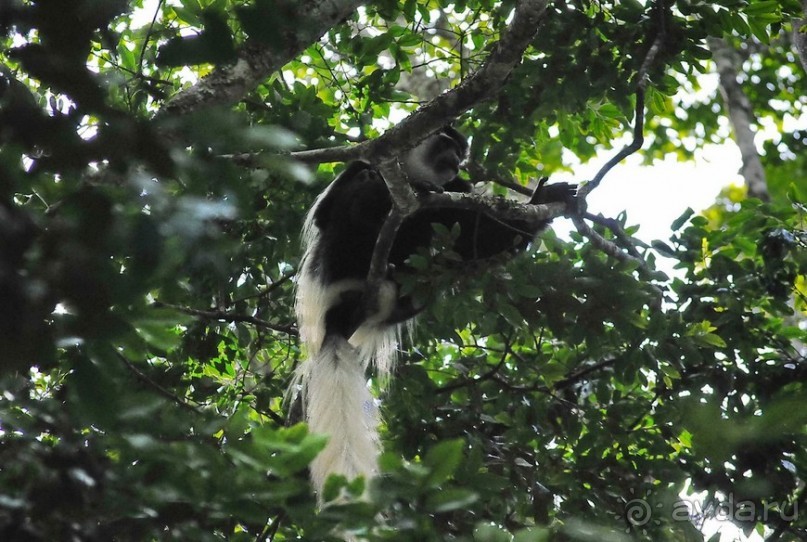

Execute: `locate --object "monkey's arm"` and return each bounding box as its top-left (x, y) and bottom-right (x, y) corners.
top-left (529, 178), bottom-right (577, 208)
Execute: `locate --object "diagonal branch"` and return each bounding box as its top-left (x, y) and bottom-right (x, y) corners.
top-left (358, 0), bottom-right (551, 303)
top-left (577, 2), bottom-right (666, 201)
top-left (157, 0), bottom-right (366, 118)
top-left (366, 0), bottom-right (549, 165)
top-left (231, 0), bottom-right (550, 171)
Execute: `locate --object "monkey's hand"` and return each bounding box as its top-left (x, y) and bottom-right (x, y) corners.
top-left (409, 179), bottom-right (446, 193)
top-left (411, 176), bottom-right (473, 194)
top-left (529, 178), bottom-right (578, 214)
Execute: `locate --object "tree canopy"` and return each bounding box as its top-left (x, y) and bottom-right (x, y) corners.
top-left (0, 1), bottom-right (805, 541)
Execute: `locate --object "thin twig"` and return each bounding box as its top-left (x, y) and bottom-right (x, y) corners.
top-left (153, 301), bottom-right (298, 336)
top-left (572, 216), bottom-right (646, 268)
top-left (115, 351), bottom-right (203, 414)
top-left (571, 2), bottom-right (669, 273)
top-left (578, 89), bottom-right (646, 200)
top-left (577, 0), bottom-right (667, 200)
top-left (137, 0), bottom-right (164, 78)
top-left (584, 212), bottom-right (648, 259)
top-left (436, 343), bottom-right (511, 395)
top-left (233, 272), bottom-right (295, 303)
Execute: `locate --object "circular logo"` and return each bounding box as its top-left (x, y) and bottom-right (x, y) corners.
top-left (612, 488), bottom-right (664, 534)
top-left (625, 497), bottom-right (653, 527)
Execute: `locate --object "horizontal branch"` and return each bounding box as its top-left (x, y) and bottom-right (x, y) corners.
top-left (154, 301), bottom-right (298, 336)
top-left (421, 191), bottom-right (567, 228)
top-left (288, 146), bottom-right (362, 164)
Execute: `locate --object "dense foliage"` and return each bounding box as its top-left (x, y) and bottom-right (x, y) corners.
top-left (0, 1), bottom-right (805, 541)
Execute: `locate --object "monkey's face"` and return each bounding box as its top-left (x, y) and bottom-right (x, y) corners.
top-left (401, 129), bottom-right (467, 187)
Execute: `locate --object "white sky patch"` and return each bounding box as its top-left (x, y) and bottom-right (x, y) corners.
top-left (131, 0), bottom-right (163, 29)
top-left (552, 142), bottom-right (739, 244)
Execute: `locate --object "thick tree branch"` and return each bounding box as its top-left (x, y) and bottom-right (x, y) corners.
top-left (420, 191), bottom-right (566, 227)
top-left (157, 0), bottom-right (366, 118)
top-left (356, 0), bottom-right (550, 303)
top-left (365, 0), bottom-right (549, 165)
top-left (708, 37), bottom-right (769, 201)
top-left (231, 0), bottom-right (549, 169)
top-left (365, 160), bottom-right (410, 289)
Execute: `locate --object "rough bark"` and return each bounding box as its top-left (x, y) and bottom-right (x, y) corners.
top-left (261, 0), bottom-right (549, 171)
top-left (363, 0), bottom-right (550, 284)
top-left (157, 0), bottom-right (365, 118)
top-left (365, 0), bottom-right (549, 165)
top-left (183, 0), bottom-right (548, 173)
top-left (708, 37), bottom-right (769, 201)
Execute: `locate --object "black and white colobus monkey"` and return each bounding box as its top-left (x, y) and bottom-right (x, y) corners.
top-left (293, 127), bottom-right (574, 496)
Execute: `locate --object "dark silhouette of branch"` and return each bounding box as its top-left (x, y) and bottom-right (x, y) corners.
top-left (436, 347), bottom-right (510, 395)
top-left (570, 2), bottom-right (670, 275)
top-left (578, 1), bottom-right (666, 200)
top-left (233, 272), bottom-right (295, 303)
top-left (115, 351), bottom-right (204, 414)
top-left (577, 90), bottom-right (646, 201)
top-left (227, 0), bottom-right (549, 170)
top-left (153, 301), bottom-right (298, 336)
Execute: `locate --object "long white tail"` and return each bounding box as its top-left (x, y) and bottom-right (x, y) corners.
top-left (296, 337), bottom-right (381, 494)
top-left (293, 196), bottom-right (402, 497)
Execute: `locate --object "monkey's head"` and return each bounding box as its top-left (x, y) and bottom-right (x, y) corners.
top-left (401, 126), bottom-right (468, 187)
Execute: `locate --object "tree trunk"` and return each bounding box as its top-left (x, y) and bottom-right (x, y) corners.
top-left (708, 37), bottom-right (769, 201)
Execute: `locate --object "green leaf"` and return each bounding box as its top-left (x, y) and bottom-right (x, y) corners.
top-left (423, 438), bottom-right (465, 486)
top-left (693, 332), bottom-right (727, 348)
top-left (498, 303), bottom-right (524, 327)
top-left (741, 1), bottom-right (780, 15)
top-left (514, 528), bottom-right (549, 542)
top-left (424, 488), bottom-right (478, 512)
top-left (474, 522), bottom-right (512, 542)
